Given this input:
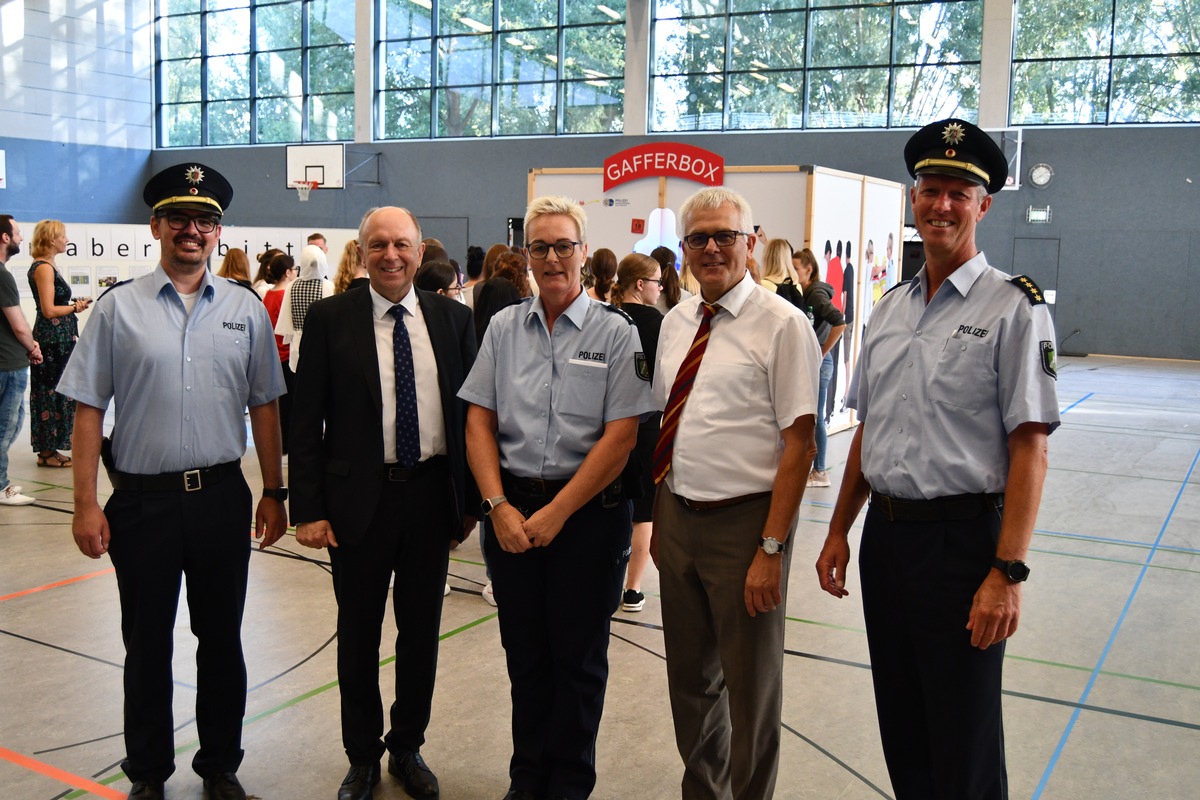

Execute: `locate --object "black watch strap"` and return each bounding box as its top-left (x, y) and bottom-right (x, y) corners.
top-left (262, 487), bottom-right (289, 501)
top-left (992, 558), bottom-right (1029, 582)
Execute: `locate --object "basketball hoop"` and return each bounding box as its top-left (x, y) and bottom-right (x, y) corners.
top-left (291, 181), bottom-right (318, 202)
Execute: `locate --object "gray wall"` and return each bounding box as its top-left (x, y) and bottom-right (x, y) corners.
top-left (3, 126), bottom-right (1198, 359)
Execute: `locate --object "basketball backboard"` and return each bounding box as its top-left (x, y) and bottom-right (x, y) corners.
top-left (285, 144), bottom-right (345, 189)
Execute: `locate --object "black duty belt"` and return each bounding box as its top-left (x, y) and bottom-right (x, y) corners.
top-left (108, 460), bottom-right (241, 493)
top-left (379, 455), bottom-right (447, 482)
top-left (870, 491), bottom-right (1003, 522)
top-left (502, 470), bottom-right (572, 498)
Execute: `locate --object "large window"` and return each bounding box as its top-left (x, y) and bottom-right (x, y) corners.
top-left (1011, 0), bottom-right (1200, 125)
top-left (650, 0), bottom-right (982, 132)
top-left (378, 0), bottom-right (626, 138)
top-left (157, 0), bottom-right (355, 147)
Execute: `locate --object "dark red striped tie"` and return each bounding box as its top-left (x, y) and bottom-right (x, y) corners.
top-left (653, 302), bottom-right (719, 484)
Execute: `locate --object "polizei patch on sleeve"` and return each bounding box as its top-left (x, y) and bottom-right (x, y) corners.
top-left (634, 352), bottom-right (650, 381)
top-left (1041, 340), bottom-right (1057, 379)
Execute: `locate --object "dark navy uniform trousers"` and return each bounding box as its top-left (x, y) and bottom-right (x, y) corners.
top-left (859, 501), bottom-right (1008, 800)
top-left (485, 482), bottom-right (631, 800)
top-left (106, 472), bottom-right (252, 783)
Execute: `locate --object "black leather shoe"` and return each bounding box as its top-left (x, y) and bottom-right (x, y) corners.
top-left (127, 781), bottom-right (165, 800)
top-left (502, 791), bottom-right (540, 800)
top-left (388, 750), bottom-right (439, 797)
top-left (202, 772), bottom-right (246, 800)
top-left (338, 763), bottom-right (381, 800)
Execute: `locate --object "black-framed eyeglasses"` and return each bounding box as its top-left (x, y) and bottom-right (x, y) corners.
top-left (527, 240), bottom-right (581, 260)
top-left (682, 230), bottom-right (746, 250)
top-left (157, 211), bottom-right (220, 234)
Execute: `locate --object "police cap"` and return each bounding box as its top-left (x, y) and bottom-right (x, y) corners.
top-left (143, 163), bottom-right (234, 216)
top-left (904, 118), bottom-right (1008, 195)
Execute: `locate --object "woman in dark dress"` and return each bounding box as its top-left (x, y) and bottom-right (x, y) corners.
top-left (609, 252), bottom-right (664, 612)
top-left (27, 220), bottom-right (91, 467)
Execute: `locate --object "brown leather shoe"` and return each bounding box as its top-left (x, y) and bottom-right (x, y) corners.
top-left (388, 750), bottom-right (439, 797)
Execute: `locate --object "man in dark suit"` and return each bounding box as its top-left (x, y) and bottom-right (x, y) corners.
top-left (290, 206), bottom-right (477, 800)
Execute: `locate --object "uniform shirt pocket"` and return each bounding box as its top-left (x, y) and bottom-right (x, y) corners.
top-left (560, 359), bottom-right (608, 420)
top-left (212, 331), bottom-right (251, 392)
top-left (928, 337), bottom-right (996, 410)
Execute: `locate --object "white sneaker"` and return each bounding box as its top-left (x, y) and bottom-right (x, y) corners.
top-left (0, 484), bottom-right (35, 505)
top-left (806, 469), bottom-right (831, 488)
top-left (482, 581), bottom-right (497, 607)
top-left (444, 582), bottom-right (451, 597)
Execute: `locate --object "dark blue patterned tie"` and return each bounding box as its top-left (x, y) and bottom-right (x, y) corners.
top-left (388, 305), bottom-right (421, 468)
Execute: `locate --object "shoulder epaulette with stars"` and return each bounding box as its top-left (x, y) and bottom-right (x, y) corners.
top-left (1009, 275), bottom-right (1046, 305)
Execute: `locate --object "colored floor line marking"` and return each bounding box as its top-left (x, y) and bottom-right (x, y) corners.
top-left (1007, 654), bottom-right (1200, 692)
top-left (62, 608), bottom-right (505, 797)
top-left (0, 567), bottom-right (114, 603)
top-left (1030, 546), bottom-right (1200, 575)
top-left (1033, 528), bottom-right (1200, 556)
top-left (0, 745), bottom-right (127, 800)
top-left (1060, 391), bottom-right (1093, 414)
top-left (1032, 444), bottom-right (1200, 799)
top-left (782, 723), bottom-right (893, 799)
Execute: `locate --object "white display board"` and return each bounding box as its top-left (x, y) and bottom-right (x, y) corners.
top-left (531, 166), bottom-right (814, 265)
top-left (808, 167), bottom-right (866, 436)
top-left (7, 222), bottom-right (357, 330)
top-left (527, 161), bottom-right (905, 437)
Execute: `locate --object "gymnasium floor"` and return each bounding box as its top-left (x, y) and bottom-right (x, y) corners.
top-left (2, 355), bottom-right (1197, 799)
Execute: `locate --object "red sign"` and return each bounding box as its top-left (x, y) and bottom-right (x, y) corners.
top-left (603, 143), bottom-right (725, 192)
top-left (631, 218), bottom-right (646, 234)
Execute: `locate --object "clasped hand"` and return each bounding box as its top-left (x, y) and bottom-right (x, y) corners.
top-left (491, 503), bottom-right (568, 552)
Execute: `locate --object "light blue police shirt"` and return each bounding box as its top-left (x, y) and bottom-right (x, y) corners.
top-left (849, 252), bottom-right (1060, 499)
top-left (458, 290), bottom-right (655, 480)
top-left (58, 265), bottom-right (285, 474)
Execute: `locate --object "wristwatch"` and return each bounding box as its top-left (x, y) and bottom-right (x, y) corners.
top-left (481, 495), bottom-right (508, 516)
top-left (760, 537), bottom-right (787, 555)
top-left (992, 558), bottom-right (1030, 582)
top-left (262, 487), bottom-right (289, 502)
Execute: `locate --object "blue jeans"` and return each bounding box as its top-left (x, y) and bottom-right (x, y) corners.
top-left (0, 368), bottom-right (28, 489)
top-left (814, 353), bottom-right (833, 471)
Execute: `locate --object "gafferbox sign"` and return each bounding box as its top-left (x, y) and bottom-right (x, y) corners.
top-left (603, 143), bottom-right (724, 192)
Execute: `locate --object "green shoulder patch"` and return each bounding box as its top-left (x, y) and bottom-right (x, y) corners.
top-left (634, 352), bottom-right (650, 382)
top-left (1040, 340), bottom-right (1057, 379)
top-left (1010, 275), bottom-right (1046, 305)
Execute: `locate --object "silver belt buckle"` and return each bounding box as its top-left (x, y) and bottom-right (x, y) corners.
top-left (184, 469), bottom-right (202, 491)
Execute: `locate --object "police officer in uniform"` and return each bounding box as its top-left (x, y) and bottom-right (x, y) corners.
top-left (60, 163), bottom-right (286, 800)
top-left (815, 120), bottom-right (1060, 799)
top-left (458, 195), bottom-right (655, 800)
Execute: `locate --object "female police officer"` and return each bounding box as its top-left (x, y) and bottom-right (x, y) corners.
top-left (458, 196), bottom-right (654, 800)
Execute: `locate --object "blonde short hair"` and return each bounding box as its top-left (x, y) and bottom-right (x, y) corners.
top-left (525, 195), bottom-right (588, 245)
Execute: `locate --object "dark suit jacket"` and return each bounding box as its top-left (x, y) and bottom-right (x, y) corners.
top-left (289, 285), bottom-right (478, 544)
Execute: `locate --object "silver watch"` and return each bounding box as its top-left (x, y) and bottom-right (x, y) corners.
top-left (481, 495), bottom-right (508, 516)
top-left (760, 537), bottom-right (787, 555)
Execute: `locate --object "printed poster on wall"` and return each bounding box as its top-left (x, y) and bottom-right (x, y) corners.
top-left (807, 169), bottom-right (864, 437)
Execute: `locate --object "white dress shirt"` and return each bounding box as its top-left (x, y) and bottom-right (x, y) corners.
top-left (654, 270), bottom-right (820, 501)
top-left (369, 285), bottom-right (447, 464)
